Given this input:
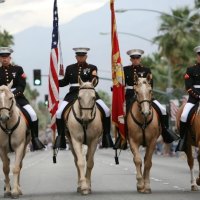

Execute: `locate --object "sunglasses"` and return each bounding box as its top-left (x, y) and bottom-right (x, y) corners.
top-left (197, 52), bottom-right (200, 56)
top-left (131, 56), bottom-right (141, 59)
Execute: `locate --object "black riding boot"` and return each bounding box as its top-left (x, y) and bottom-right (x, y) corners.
top-left (175, 121), bottom-right (188, 152)
top-left (102, 116), bottom-right (114, 148)
top-left (54, 118), bottom-right (66, 149)
top-left (30, 120), bottom-right (45, 151)
top-left (160, 114), bottom-right (179, 143)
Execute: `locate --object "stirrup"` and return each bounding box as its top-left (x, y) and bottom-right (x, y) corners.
top-left (102, 134), bottom-right (114, 148)
top-left (54, 135), bottom-right (66, 149)
top-left (162, 128), bottom-right (179, 143)
top-left (32, 138), bottom-right (45, 151)
top-left (175, 134), bottom-right (187, 152)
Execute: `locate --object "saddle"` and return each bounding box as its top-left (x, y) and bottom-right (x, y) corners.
top-left (62, 99), bottom-right (104, 124)
top-left (187, 103), bottom-right (199, 125)
top-left (17, 106), bottom-right (30, 128)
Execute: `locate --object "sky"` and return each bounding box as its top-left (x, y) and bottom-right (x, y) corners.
top-left (0, 0), bottom-right (195, 100)
top-left (0, 0), bottom-right (109, 34)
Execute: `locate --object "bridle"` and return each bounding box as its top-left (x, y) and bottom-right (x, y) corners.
top-left (77, 87), bottom-right (96, 120)
top-left (0, 98), bottom-right (14, 115)
top-left (136, 98), bottom-right (152, 112)
top-left (0, 98), bottom-right (20, 135)
top-left (0, 97), bottom-right (21, 152)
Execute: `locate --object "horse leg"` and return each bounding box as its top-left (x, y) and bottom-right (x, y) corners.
top-left (129, 138), bottom-right (144, 192)
top-left (11, 144), bottom-right (25, 198)
top-left (196, 141), bottom-right (200, 186)
top-left (0, 149), bottom-right (11, 197)
top-left (85, 141), bottom-right (98, 194)
top-left (71, 139), bottom-right (89, 195)
top-left (185, 145), bottom-right (198, 191)
top-left (70, 144), bottom-right (81, 192)
top-left (143, 141), bottom-right (157, 194)
top-left (16, 145), bottom-right (27, 196)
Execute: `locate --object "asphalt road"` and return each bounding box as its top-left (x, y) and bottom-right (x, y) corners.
top-left (0, 148), bottom-right (199, 200)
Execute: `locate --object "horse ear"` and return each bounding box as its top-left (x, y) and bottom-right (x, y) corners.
top-left (7, 80), bottom-right (13, 90)
top-left (146, 73), bottom-right (152, 84)
top-left (134, 74), bottom-right (138, 84)
top-left (78, 76), bottom-right (84, 86)
top-left (91, 75), bottom-right (99, 87)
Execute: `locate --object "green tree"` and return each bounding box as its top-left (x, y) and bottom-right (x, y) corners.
top-left (195, 0), bottom-right (200, 8)
top-left (153, 6), bottom-right (200, 89)
top-left (97, 90), bottom-right (111, 108)
top-left (0, 29), bottom-right (14, 46)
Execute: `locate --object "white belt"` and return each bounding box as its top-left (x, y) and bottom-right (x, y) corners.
top-left (70, 83), bottom-right (79, 87)
top-left (125, 86), bottom-right (133, 89)
top-left (11, 88), bottom-right (16, 92)
top-left (194, 85), bottom-right (200, 88)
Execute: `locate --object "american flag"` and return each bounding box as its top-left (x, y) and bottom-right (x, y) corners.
top-left (48, 0), bottom-right (59, 134)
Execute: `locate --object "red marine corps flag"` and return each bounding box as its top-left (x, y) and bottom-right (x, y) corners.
top-left (110, 0), bottom-right (126, 153)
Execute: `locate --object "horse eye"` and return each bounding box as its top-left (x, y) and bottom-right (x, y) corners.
top-left (9, 97), bottom-right (12, 100)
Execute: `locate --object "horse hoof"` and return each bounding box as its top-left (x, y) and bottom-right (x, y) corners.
top-left (77, 186), bottom-right (81, 193)
top-left (196, 177), bottom-right (200, 186)
top-left (4, 191), bottom-right (11, 198)
top-left (191, 185), bottom-right (198, 191)
top-left (81, 189), bottom-right (90, 195)
top-left (11, 192), bottom-right (19, 199)
top-left (137, 187), bottom-right (145, 193)
top-left (144, 188), bottom-right (152, 194)
top-left (137, 184), bottom-right (144, 193)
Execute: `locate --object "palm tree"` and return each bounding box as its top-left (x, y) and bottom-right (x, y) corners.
top-left (0, 29), bottom-right (14, 46)
top-left (153, 6), bottom-right (200, 88)
top-left (195, 0), bottom-right (200, 8)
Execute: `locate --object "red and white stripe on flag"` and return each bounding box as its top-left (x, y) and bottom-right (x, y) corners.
top-left (170, 99), bottom-right (179, 121)
top-left (48, 0), bottom-right (60, 133)
top-left (48, 48), bottom-right (59, 132)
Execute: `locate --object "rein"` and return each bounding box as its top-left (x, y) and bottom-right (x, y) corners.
top-left (72, 87), bottom-right (96, 145)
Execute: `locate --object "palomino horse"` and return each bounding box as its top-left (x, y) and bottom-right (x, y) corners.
top-left (63, 77), bottom-right (102, 195)
top-left (176, 103), bottom-right (200, 191)
top-left (127, 74), bottom-right (161, 193)
top-left (0, 82), bottom-right (30, 198)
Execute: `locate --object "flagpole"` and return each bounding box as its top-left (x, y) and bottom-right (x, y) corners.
top-left (110, 0), bottom-right (126, 164)
top-left (49, 0), bottom-right (60, 163)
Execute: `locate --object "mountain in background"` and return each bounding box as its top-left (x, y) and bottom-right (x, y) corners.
top-left (12, 0), bottom-right (193, 100)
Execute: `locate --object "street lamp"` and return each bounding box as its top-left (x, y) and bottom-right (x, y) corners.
top-left (100, 31), bottom-right (157, 44)
top-left (115, 8), bottom-right (198, 25)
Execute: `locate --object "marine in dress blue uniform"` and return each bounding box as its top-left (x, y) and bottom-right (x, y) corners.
top-left (0, 47), bottom-right (44, 150)
top-left (124, 49), bottom-right (179, 144)
top-left (54, 47), bottom-right (113, 149)
top-left (176, 45), bottom-right (200, 151)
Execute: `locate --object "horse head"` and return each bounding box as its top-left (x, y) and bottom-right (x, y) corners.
top-left (0, 81), bottom-right (15, 123)
top-left (77, 77), bottom-right (96, 122)
top-left (133, 74), bottom-right (152, 118)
